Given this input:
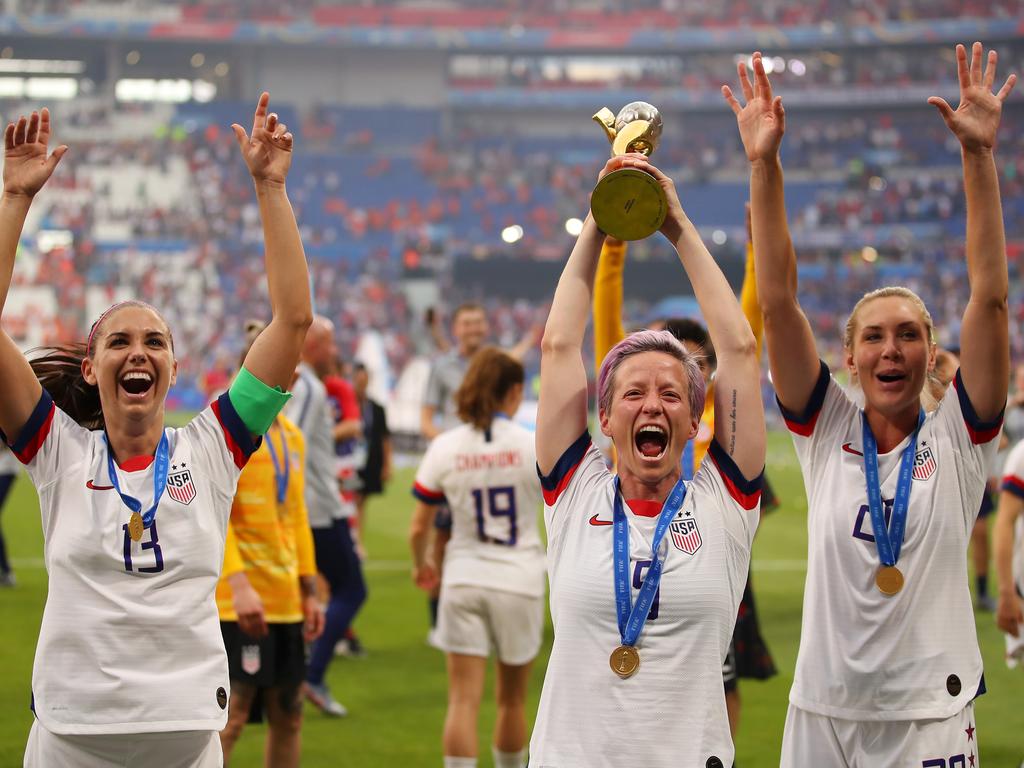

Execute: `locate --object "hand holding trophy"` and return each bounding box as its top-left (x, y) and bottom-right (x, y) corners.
top-left (590, 101), bottom-right (667, 241)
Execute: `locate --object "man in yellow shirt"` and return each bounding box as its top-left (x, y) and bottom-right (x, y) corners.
top-left (218, 400), bottom-right (324, 767)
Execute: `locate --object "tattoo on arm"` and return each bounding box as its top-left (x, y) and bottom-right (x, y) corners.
top-left (729, 389), bottom-right (738, 455)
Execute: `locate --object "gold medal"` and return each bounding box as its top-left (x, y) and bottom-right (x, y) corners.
top-left (609, 645), bottom-right (640, 679)
top-left (876, 565), bottom-right (904, 596)
top-left (128, 512), bottom-right (144, 542)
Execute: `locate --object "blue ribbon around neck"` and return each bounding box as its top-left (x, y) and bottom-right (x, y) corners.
top-left (613, 475), bottom-right (688, 648)
top-left (861, 409), bottom-right (924, 567)
top-left (265, 420), bottom-right (291, 505)
top-left (680, 440), bottom-right (695, 481)
top-left (104, 431), bottom-right (170, 530)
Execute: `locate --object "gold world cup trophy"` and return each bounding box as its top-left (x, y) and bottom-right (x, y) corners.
top-left (590, 101), bottom-right (666, 241)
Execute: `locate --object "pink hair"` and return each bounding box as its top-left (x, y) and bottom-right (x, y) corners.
top-left (597, 329), bottom-right (705, 419)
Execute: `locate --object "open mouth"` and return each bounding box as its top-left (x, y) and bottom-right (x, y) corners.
top-left (876, 371), bottom-right (906, 385)
top-left (634, 424), bottom-right (668, 460)
top-left (120, 371), bottom-right (154, 397)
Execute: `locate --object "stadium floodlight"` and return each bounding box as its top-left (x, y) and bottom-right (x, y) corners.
top-left (711, 229), bottom-right (727, 245)
top-left (193, 80), bottom-right (217, 103)
top-left (214, 62), bottom-right (230, 77)
top-left (564, 217), bottom-right (583, 236)
top-left (190, 53), bottom-right (206, 68)
top-left (501, 225), bottom-right (524, 244)
top-left (861, 246), bottom-right (879, 263)
top-left (37, 230), bottom-right (73, 253)
top-left (126, 50), bottom-right (141, 66)
top-left (789, 59), bottom-right (807, 76)
top-left (26, 78), bottom-right (77, 100)
top-left (0, 59), bottom-right (85, 74)
top-left (116, 78), bottom-right (192, 103)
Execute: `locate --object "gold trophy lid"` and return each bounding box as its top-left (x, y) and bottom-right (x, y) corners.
top-left (592, 101), bottom-right (663, 157)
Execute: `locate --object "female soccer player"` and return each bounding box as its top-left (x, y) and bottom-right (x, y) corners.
top-left (2, 95), bottom-right (313, 766)
top-left (410, 348), bottom-right (545, 768)
top-left (725, 45), bottom-right (1014, 764)
top-left (217, 321), bottom-right (324, 768)
top-left (531, 155), bottom-right (765, 767)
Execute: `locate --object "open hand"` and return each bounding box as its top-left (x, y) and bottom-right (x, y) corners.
top-left (997, 593), bottom-right (1024, 638)
top-left (232, 92), bottom-right (294, 186)
top-left (722, 52), bottom-right (785, 163)
top-left (3, 109), bottom-right (68, 198)
top-left (928, 42), bottom-right (1016, 153)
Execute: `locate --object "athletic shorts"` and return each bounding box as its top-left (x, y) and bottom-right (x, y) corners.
top-left (221, 621), bottom-right (306, 691)
top-left (435, 584), bottom-right (544, 666)
top-left (24, 720), bottom-right (222, 768)
top-left (977, 490), bottom-right (995, 519)
top-left (780, 701), bottom-right (980, 768)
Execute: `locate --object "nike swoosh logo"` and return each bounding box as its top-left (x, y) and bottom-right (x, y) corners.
top-left (589, 514), bottom-right (613, 527)
top-left (842, 443), bottom-right (864, 457)
top-left (86, 480), bottom-right (115, 491)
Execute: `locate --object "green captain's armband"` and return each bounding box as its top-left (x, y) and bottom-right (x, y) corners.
top-left (229, 366), bottom-right (292, 435)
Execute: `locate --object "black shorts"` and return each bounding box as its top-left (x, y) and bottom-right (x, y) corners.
top-left (977, 489), bottom-right (995, 519)
top-left (221, 621), bottom-right (306, 691)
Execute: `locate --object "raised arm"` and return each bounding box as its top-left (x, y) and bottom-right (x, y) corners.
top-left (928, 43), bottom-right (1016, 421)
top-left (536, 161), bottom-right (629, 474)
top-left (630, 158), bottom-right (764, 480)
top-left (232, 93), bottom-right (313, 391)
top-left (723, 53), bottom-right (820, 415)
top-left (0, 110), bottom-right (67, 442)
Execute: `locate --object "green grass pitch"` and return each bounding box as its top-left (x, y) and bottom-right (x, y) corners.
top-left (0, 431), bottom-right (1020, 766)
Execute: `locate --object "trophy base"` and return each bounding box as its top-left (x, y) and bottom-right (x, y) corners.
top-left (591, 168), bottom-right (668, 242)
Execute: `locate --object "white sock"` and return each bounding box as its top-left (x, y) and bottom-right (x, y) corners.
top-left (443, 757), bottom-right (477, 768)
top-left (492, 746), bottom-right (527, 768)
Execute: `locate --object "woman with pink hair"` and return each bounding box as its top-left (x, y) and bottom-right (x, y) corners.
top-left (529, 155), bottom-right (765, 767)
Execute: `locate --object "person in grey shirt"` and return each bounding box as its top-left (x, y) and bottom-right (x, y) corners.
top-left (287, 316), bottom-right (366, 717)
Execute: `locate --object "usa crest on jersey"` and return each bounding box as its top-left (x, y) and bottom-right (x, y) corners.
top-left (670, 514), bottom-right (702, 555)
top-left (166, 464), bottom-right (197, 505)
top-left (913, 444), bottom-right (937, 481)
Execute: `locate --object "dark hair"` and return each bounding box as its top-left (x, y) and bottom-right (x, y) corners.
top-left (662, 317), bottom-right (716, 370)
top-left (455, 347), bottom-right (524, 432)
top-left (29, 342), bottom-right (103, 429)
top-left (28, 301), bottom-right (172, 430)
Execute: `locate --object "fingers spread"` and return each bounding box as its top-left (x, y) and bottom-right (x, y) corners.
top-left (970, 41), bottom-right (983, 85)
top-left (722, 85), bottom-right (742, 116)
top-left (251, 91), bottom-right (269, 137)
top-left (955, 44), bottom-right (970, 92)
top-left (46, 144), bottom-right (69, 171)
top-left (983, 49), bottom-right (997, 90)
top-left (753, 52), bottom-right (772, 100)
top-left (25, 112), bottom-right (39, 144)
top-left (997, 72), bottom-right (1017, 102)
top-left (13, 116), bottom-right (26, 145)
top-left (39, 108), bottom-right (51, 141)
top-left (4, 123), bottom-right (14, 151)
top-left (738, 59), bottom-right (754, 101)
top-left (927, 96), bottom-right (955, 124)
top-left (230, 123), bottom-right (249, 148)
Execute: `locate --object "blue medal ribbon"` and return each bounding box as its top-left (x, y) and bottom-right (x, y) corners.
top-left (861, 410), bottom-right (924, 568)
top-left (104, 431), bottom-right (170, 530)
top-left (613, 475), bottom-right (687, 648)
top-left (265, 419), bottom-right (291, 505)
top-left (680, 440), bottom-right (695, 481)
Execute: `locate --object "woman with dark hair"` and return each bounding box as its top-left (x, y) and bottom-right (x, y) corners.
top-left (409, 347), bottom-right (545, 768)
top-left (3, 96), bottom-right (313, 766)
top-left (726, 45), bottom-right (1014, 763)
top-left (531, 153), bottom-right (765, 767)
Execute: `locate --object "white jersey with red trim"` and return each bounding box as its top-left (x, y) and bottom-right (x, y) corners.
top-left (782, 362), bottom-right (1001, 721)
top-left (412, 418), bottom-right (545, 597)
top-left (5, 389), bottom-right (258, 735)
top-left (529, 432), bottom-right (761, 768)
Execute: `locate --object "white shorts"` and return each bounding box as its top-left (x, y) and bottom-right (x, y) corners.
top-left (435, 583), bottom-right (544, 666)
top-left (781, 702), bottom-right (980, 768)
top-left (24, 720), bottom-right (223, 768)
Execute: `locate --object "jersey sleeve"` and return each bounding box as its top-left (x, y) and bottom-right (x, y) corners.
top-left (592, 239), bottom-right (627, 371)
top-left (1, 389), bottom-right (91, 491)
top-left (412, 435), bottom-right (448, 505)
top-left (538, 431), bottom-right (610, 537)
top-left (1001, 440), bottom-right (1024, 500)
top-left (939, 368), bottom-right (1005, 476)
top-left (701, 439), bottom-right (763, 548)
top-left (777, 361), bottom-right (855, 473)
top-left (184, 392), bottom-right (262, 507)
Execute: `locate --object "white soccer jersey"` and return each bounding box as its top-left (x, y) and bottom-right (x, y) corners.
top-left (783, 362), bottom-right (1001, 721)
top-left (413, 418), bottom-right (545, 597)
top-left (0, 443), bottom-right (19, 474)
top-left (6, 389), bottom-right (258, 735)
top-left (529, 432), bottom-right (761, 768)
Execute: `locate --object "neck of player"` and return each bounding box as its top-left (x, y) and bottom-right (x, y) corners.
top-left (105, 409), bottom-right (166, 463)
top-left (618, 467), bottom-right (682, 504)
top-left (864, 401), bottom-right (920, 454)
